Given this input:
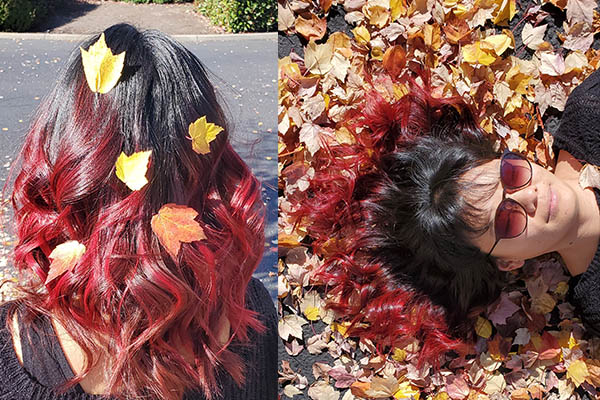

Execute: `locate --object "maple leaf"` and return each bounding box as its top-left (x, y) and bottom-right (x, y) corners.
top-left (566, 0), bottom-right (596, 25)
top-left (188, 116), bottom-right (224, 155)
top-left (462, 42), bottom-right (496, 65)
top-left (493, 0), bottom-right (516, 25)
top-left (579, 163), bottom-right (600, 189)
top-left (352, 25), bottom-right (371, 45)
top-left (114, 150), bottom-right (152, 191)
top-left (328, 367), bottom-right (356, 388)
top-left (365, 376), bottom-right (399, 398)
top-left (363, 1), bottom-right (390, 28)
top-left (300, 290), bottom-right (323, 321)
top-left (567, 359), bottom-right (589, 387)
top-left (279, 314), bottom-right (308, 340)
top-left (445, 375), bottom-right (470, 400)
top-left (80, 32), bottom-right (125, 94)
top-left (488, 292), bottom-right (520, 325)
top-left (308, 381), bottom-right (339, 400)
top-left (483, 373), bottom-right (506, 394)
top-left (299, 122), bottom-right (323, 155)
top-left (304, 41), bottom-right (333, 75)
top-left (151, 204), bottom-right (206, 258)
top-left (390, 0), bottom-right (406, 20)
top-left (46, 240), bottom-right (86, 284)
top-left (564, 51), bottom-right (588, 73)
top-left (295, 14), bottom-right (327, 41)
top-left (278, 2), bottom-right (295, 32)
top-left (481, 33), bottom-right (513, 56)
top-left (330, 52), bottom-right (351, 82)
top-left (539, 52), bottom-right (565, 76)
top-left (393, 381), bottom-right (420, 399)
top-left (522, 23), bottom-right (547, 50)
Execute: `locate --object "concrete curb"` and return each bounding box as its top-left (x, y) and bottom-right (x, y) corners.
top-left (0, 32), bottom-right (277, 42)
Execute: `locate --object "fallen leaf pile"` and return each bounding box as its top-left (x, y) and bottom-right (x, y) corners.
top-left (278, 0), bottom-right (600, 398)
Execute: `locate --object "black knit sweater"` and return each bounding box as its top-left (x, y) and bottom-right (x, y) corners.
top-left (553, 67), bottom-right (600, 336)
top-left (0, 278), bottom-right (277, 400)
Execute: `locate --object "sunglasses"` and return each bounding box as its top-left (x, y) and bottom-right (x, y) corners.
top-left (486, 151), bottom-right (532, 257)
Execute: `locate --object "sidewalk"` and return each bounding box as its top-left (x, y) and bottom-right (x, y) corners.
top-left (29, 0), bottom-right (224, 35)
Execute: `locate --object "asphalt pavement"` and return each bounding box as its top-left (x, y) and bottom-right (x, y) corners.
top-left (0, 34), bottom-right (277, 299)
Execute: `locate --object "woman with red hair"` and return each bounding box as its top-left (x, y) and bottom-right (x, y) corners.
top-left (296, 68), bottom-right (600, 366)
top-left (0, 24), bottom-right (276, 400)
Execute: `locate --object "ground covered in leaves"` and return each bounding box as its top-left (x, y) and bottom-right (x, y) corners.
top-left (278, 0), bottom-right (600, 398)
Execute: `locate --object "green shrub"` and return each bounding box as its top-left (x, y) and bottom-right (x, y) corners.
top-left (0, 0), bottom-right (47, 32)
top-left (197, 0), bottom-right (276, 33)
top-left (115, 0), bottom-right (192, 3)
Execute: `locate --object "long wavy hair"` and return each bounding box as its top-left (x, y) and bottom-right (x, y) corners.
top-left (295, 71), bottom-right (508, 365)
top-left (6, 24), bottom-right (264, 399)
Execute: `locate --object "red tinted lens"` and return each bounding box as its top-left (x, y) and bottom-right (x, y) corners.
top-left (494, 199), bottom-right (527, 240)
top-left (500, 153), bottom-right (531, 189)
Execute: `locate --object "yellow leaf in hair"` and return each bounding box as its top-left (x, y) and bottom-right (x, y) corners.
top-left (80, 33), bottom-right (126, 94)
top-left (46, 241), bottom-right (86, 284)
top-left (188, 116), bottom-right (224, 155)
top-left (115, 150), bottom-right (152, 191)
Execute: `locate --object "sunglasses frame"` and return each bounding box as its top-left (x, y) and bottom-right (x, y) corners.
top-left (486, 150), bottom-right (533, 258)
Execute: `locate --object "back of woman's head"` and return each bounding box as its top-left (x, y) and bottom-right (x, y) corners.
top-left (9, 23), bottom-right (264, 399)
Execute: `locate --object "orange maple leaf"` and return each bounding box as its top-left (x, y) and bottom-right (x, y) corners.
top-left (151, 204), bottom-right (206, 259)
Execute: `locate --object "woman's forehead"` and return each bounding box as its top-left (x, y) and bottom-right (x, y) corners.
top-left (460, 159), bottom-right (502, 240)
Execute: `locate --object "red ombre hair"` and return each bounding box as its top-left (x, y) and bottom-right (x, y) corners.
top-left (7, 24), bottom-right (264, 399)
top-left (294, 70), bottom-right (506, 367)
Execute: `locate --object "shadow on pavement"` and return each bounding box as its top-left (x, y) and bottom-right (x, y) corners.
top-left (32, 0), bottom-right (99, 33)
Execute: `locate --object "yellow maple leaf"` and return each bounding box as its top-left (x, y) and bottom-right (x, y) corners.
top-left (115, 150), bottom-right (152, 191)
top-left (393, 381), bottom-right (420, 399)
top-left (331, 321), bottom-right (351, 336)
top-left (423, 24), bottom-right (442, 51)
top-left (391, 347), bottom-right (407, 361)
top-left (493, 0), bottom-right (516, 25)
top-left (462, 42), bottom-right (496, 65)
top-left (352, 26), bottom-right (371, 45)
top-left (390, 0), bottom-right (407, 20)
top-left (46, 241), bottom-right (86, 284)
top-left (567, 359), bottom-right (589, 387)
top-left (363, 4), bottom-right (389, 28)
top-left (80, 32), bottom-right (126, 94)
top-left (481, 34), bottom-right (513, 56)
top-left (188, 116), bottom-right (224, 155)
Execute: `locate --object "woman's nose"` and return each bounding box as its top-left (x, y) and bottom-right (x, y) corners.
top-left (505, 185), bottom-right (538, 215)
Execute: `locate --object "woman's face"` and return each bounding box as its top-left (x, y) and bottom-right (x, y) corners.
top-left (463, 157), bottom-right (579, 262)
